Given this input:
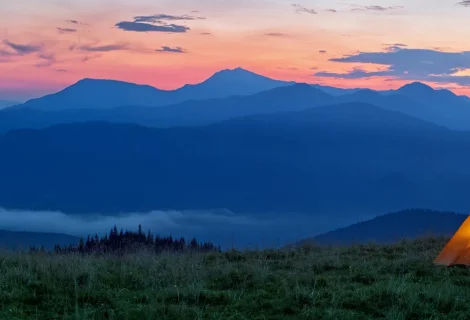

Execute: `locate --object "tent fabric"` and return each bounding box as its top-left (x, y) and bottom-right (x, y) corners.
top-left (434, 216), bottom-right (470, 266)
top-left (452, 247), bottom-right (470, 266)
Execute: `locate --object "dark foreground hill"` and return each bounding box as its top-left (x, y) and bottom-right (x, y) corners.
top-left (2, 103), bottom-right (470, 214)
top-left (0, 237), bottom-right (468, 319)
top-left (299, 209), bottom-right (468, 245)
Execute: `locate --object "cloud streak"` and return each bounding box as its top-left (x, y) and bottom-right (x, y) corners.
top-left (315, 48), bottom-right (470, 85)
top-left (0, 49), bottom-right (15, 57)
top-left (3, 40), bottom-right (42, 55)
top-left (156, 46), bottom-right (187, 53)
top-left (265, 32), bottom-right (290, 37)
top-left (457, 0), bottom-right (470, 6)
top-left (384, 43), bottom-right (408, 52)
top-left (79, 43), bottom-right (129, 52)
top-left (35, 53), bottom-right (56, 68)
top-left (115, 21), bottom-right (190, 33)
top-left (80, 54), bottom-right (102, 62)
top-left (365, 5), bottom-right (403, 11)
top-left (316, 68), bottom-right (394, 79)
top-left (133, 14), bottom-right (205, 23)
top-left (351, 5), bottom-right (404, 12)
top-left (115, 13), bottom-right (199, 33)
top-left (57, 27), bottom-right (77, 34)
top-left (292, 4), bottom-right (317, 14)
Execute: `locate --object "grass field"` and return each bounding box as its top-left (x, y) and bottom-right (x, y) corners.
top-left (0, 237), bottom-right (469, 319)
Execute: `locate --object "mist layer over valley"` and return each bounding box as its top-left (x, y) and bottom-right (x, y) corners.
top-left (0, 207), bottom-right (374, 249)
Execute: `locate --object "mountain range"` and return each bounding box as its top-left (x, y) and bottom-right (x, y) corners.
top-left (2, 102), bottom-right (470, 215)
top-left (2, 68), bottom-right (470, 133)
top-left (0, 83), bottom-right (333, 133)
top-left (2, 67), bottom-right (470, 248)
top-left (12, 68), bottom-right (294, 111)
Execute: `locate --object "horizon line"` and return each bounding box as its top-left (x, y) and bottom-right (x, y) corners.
top-left (5, 67), bottom-right (469, 103)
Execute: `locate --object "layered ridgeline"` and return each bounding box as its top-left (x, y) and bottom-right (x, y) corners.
top-left (0, 100), bottom-right (20, 109)
top-left (2, 102), bottom-right (470, 215)
top-left (10, 68), bottom-right (295, 111)
top-left (0, 83), bottom-right (332, 133)
top-left (1, 68), bottom-right (470, 133)
top-left (299, 209), bottom-right (468, 245)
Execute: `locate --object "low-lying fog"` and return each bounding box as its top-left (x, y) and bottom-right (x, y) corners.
top-left (0, 208), bottom-right (379, 249)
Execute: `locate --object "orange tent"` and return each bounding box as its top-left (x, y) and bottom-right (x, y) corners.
top-left (434, 216), bottom-right (470, 266)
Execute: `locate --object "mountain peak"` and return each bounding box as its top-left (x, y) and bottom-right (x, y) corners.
top-left (71, 78), bottom-right (119, 89)
top-left (67, 78), bottom-right (160, 94)
top-left (209, 67), bottom-right (262, 79)
top-left (398, 82), bottom-right (434, 93)
top-left (74, 78), bottom-right (141, 86)
top-left (75, 78), bottom-right (114, 84)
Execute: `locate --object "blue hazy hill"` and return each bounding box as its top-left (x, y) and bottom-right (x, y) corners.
top-left (2, 75), bottom-right (470, 132)
top-left (0, 83), bottom-right (333, 133)
top-left (303, 209), bottom-right (468, 245)
top-left (15, 68), bottom-right (442, 113)
top-left (2, 103), bottom-right (470, 215)
top-left (332, 83), bottom-right (470, 130)
top-left (0, 229), bottom-right (79, 250)
top-left (0, 100), bottom-right (20, 109)
top-left (18, 78), bottom-right (172, 110)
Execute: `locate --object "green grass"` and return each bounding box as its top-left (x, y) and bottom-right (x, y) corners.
top-left (0, 237), bottom-right (469, 319)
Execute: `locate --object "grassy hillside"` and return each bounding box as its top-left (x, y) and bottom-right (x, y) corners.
top-left (1, 237), bottom-right (469, 319)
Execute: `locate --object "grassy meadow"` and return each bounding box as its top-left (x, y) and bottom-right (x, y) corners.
top-left (0, 237), bottom-right (469, 319)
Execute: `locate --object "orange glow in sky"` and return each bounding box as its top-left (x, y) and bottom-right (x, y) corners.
top-left (1, 0), bottom-right (470, 100)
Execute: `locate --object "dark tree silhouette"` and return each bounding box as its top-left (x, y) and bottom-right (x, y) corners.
top-left (43, 225), bottom-right (220, 255)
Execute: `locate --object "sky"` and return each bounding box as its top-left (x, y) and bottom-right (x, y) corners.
top-left (0, 0), bottom-right (470, 101)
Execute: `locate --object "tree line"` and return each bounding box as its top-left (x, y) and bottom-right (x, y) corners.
top-left (30, 224), bottom-right (220, 254)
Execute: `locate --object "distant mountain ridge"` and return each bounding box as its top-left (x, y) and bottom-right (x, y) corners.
top-left (460, 95), bottom-right (470, 103)
top-left (176, 67), bottom-right (296, 100)
top-left (0, 100), bottom-right (20, 109)
top-left (297, 209), bottom-right (468, 245)
top-left (17, 78), bottom-right (171, 111)
top-left (13, 68), bottom-right (296, 111)
top-left (2, 67), bottom-right (470, 134)
top-left (0, 83), bottom-right (334, 133)
top-left (2, 78), bottom-right (470, 132)
top-left (15, 67), bottom-right (469, 113)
